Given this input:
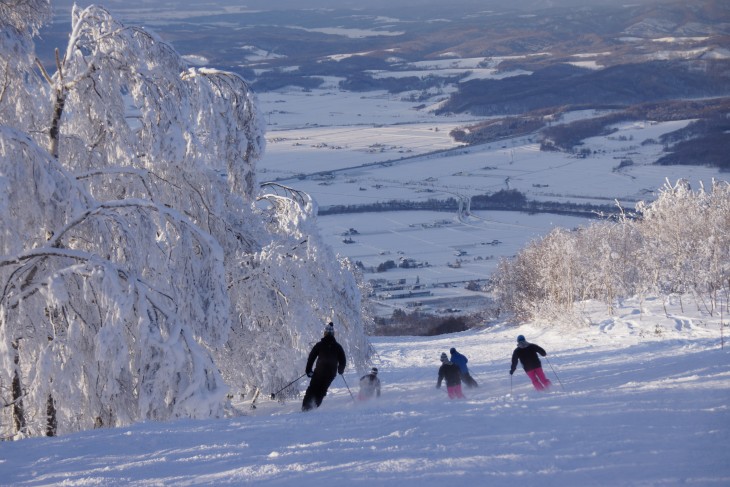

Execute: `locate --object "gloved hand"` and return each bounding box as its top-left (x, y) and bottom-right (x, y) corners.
top-left (436, 384), bottom-right (441, 389)
top-left (307, 371), bottom-right (313, 378)
top-left (509, 370), bottom-right (514, 375)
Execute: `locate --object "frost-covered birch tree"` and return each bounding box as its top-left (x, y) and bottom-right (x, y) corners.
top-left (1, 3), bottom-right (372, 439)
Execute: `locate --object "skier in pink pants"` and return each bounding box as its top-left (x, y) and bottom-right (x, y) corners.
top-left (510, 335), bottom-right (552, 391)
top-left (437, 352), bottom-right (465, 399)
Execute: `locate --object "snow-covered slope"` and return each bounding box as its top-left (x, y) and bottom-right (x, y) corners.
top-left (2, 295), bottom-right (728, 486)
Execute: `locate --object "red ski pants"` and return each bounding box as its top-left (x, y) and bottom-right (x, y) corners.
top-left (447, 384), bottom-right (465, 399)
top-left (526, 367), bottom-right (552, 391)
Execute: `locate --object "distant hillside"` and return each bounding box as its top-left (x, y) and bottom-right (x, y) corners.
top-left (35, 0), bottom-right (729, 171)
top-left (656, 114), bottom-right (730, 169)
top-left (451, 97), bottom-right (730, 171)
top-left (537, 98), bottom-right (730, 170)
top-left (437, 60), bottom-right (730, 116)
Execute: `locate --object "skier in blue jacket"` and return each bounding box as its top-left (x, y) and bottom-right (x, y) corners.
top-left (449, 347), bottom-right (478, 388)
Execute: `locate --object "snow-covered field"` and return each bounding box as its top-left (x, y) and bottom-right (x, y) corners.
top-left (257, 82), bottom-right (728, 315)
top-left (260, 86), bottom-right (721, 209)
top-left (317, 210), bottom-right (588, 314)
top-left (2, 296), bottom-right (728, 486)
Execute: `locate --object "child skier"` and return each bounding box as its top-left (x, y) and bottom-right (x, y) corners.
top-left (357, 367), bottom-right (381, 401)
top-left (509, 335), bottom-right (552, 391)
top-left (437, 352), bottom-right (465, 399)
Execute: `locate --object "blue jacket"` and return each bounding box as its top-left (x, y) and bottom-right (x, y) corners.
top-left (450, 350), bottom-right (469, 374)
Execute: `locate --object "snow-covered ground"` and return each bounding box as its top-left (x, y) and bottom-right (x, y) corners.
top-left (260, 88), bottom-right (719, 210)
top-left (317, 208), bottom-right (594, 316)
top-left (2, 296), bottom-right (729, 486)
top-left (257, 84), bottom-right (728, 315)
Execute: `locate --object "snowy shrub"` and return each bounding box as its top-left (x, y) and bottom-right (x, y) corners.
top-left (493, 179), bottom-right (730, 322)
top-left (0, 5), bottom-right (372, 439)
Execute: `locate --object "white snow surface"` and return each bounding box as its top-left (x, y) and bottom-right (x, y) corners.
top-left (2, 296), bottom-right (729, 486)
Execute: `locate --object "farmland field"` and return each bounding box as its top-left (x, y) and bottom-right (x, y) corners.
top-left (257, 83), bottom-right (726, 316)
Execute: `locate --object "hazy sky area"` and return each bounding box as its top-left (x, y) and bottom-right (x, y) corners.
top-left (49, 0), bottom-right (669, 14)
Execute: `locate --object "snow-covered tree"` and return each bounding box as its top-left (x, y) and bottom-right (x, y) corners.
top-left (636, 179), bottom-right (730, 314)
top-left (493, 179), bottom-right (730, 323)
top-left (0, 0), bottom-right (51, 133)
top-left (1, 4), bottom-right (372, 439)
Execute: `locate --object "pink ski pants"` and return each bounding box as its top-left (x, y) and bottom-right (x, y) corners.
top-left (526, 367), bottom-right (552, 391)
top-left (447, 384), bottom-right (465, 399)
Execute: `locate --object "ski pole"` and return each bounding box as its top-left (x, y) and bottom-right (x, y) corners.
top-left (545, 357), bottom-right (565, 391)
top-left (340, 373), bottom-right (355, 401)
top-left (270, 373), bottom-right (307, 399)
top-left (510, 374), bottom-right (513, 395)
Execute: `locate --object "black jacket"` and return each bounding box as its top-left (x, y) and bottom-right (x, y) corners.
top-left (306, 335), bottom-right (346, 379)
top-left (437, 362), bottom-right (462, 387)
top-left (511, 343), bottom-right (547, 373)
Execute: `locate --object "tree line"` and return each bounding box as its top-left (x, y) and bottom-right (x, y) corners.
top-left (319, 189), bottom-right (619, 219)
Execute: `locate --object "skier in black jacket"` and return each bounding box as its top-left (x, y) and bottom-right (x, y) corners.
top-left (302, 322), bottom-right (347, 411)
top-left (510, 335), bottom-right (552, 391)
top-left (437, 352), bottom-right (465, 399)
